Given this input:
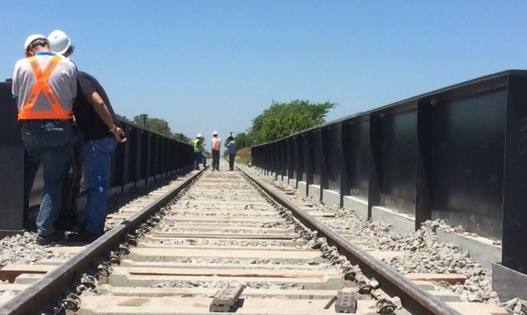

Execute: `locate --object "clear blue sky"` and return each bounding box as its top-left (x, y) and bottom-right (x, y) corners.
top-left (1, 1), bottom-right (526, 140)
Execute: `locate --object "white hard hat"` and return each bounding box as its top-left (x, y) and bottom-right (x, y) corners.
top-left (212, 131), bottom-right (218, 136)
top-left (196, 133), bottom-right (203, 138)
top-left (24, 34), bottom-right (47, 51)
top-left (47, 30), bottom-right (72, 55)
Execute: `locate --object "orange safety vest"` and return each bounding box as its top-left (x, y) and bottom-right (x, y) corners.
top-left (212, 138), bottom-right (221, 151)
top-left (18, 55), bottom-right (72, 120)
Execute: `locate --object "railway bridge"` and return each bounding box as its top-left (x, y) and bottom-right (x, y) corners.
top-left (0, 71), bottom-right (526, 314)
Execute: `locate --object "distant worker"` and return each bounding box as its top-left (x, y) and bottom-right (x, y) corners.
top-left (48, 30), bottom-right (126, 242)
top-left (12, 34), bottom-right (77, 245)
top-left (192, 133), bottom-right (205, 170)
top-left (200, 140), bottom-right (207, 168)
top-left (211, 131), bottom-right (221, 171)
top-left (225, 133), bottom-right (237, 171)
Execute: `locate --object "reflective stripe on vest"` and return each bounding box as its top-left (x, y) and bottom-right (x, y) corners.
top-left (212, 138), bottom-right (221, 151)
top-left (18, 55), bottom-right (72, 120)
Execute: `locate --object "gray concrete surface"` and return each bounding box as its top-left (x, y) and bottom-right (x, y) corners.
top-left (437, 230), bottom-right (501, 270)
top-left (297, 181), bottom-right (307, 195)
top-left (342, 196), bottom-right (368, 219)
top-left (492, 263), bottom-right (527, 301)
top-left (307, 184), bottom-right (321, 200)
top-left (371, 206), bottom-right (415, 235)
top-left (288, 178), bottom-right (298, 189)
top-left (322, 189), bottom-right (341, 207)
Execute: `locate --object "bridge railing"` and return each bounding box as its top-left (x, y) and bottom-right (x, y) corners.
top-left (251, 70), bottom-right (527, 277)
top-left (0, 81), bottom-right (194, 235)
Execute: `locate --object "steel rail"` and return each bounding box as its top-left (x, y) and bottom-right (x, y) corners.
top-left (241, 169), bottom-right (461, 315)
top-left (0, 169), bottom-right (205, 315)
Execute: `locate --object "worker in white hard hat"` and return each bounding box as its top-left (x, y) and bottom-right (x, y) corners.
top-left (12, 34), bottom-right (77, 245)
top-left (47, 30), bottom-right (126, 243)
top-left (46, 29), bottom-right (81, 231)
top-left (48, 29), bottom-right (74, 57)
top-left (211, 131), bottom-right (221, 171)
top-left (192, 133), bottom-right (206, 170)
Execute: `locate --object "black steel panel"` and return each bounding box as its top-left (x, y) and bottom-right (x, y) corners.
top-left (128, 127), bottom-right (138, 183)
top-left (294, 135), bottom-right (304, 181)
top-left (0, 83), bottom-right (24, 232)
top-left (309, 130), bottom-right (322, 185)
top-left (502, 73), bottom-right (527, 272)
top-left (322, 125), bottom-right (341, 191)
top-left (375, 106), bottom-right (417, 215)
top-left (287, 139), bottom-right (294, 179)
top-left (141, 131), bottom-right (149, 182)
top-left (302, 134), bottom-right (312, 194)
top-left (430, 89), bottom-right (506, 239)
top-left (110, 138), bottom-right (125, 186)
top-left (415, 101), bottom-right (433, 229)
top-left (342, 117), bottom-right (370, 199)
top-left (281, 141), bottom-right (287, 178)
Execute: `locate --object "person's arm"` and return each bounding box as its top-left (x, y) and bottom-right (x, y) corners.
top-left (85, 91), bottom-right (126, 143)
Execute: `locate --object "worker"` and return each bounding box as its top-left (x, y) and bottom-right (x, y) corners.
top-left (44, 31), bottom-right (83, 232)
top-left (200, 140), bottom-right (207, 168)
top-left (225, 134), bottom-right (237, 171)
top-left (192, 133), bottom-right (205, 170)
top-left (211, 131), bottom-right (221, 171)
top-left (48, 30), bottom-right (126, 242)
top-left (12, 34), bottom-right (77, 245)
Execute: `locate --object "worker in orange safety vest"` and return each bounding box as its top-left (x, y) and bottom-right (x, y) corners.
top-left (211, 131), bottom-right (221, 171)
top-left (12, 34), bottom-right (77, 245)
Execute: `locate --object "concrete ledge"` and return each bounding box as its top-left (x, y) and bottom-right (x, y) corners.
top-left (493, 263), bottom-right (527, 301)
top-left (371, 206), bottom-right (415, 235)
top-left (281, 176), bottom-right (289, 185)
top-left (297, 181), bottom-right (307, 195)
top-left (437, 230), bottom-right (501, 270)
top-left (288, 178), bottom-right (298, 190)
top-left (308, 184), bottom-right (321, 200)
top-left (322, 189), bottom-right (341, 207)
top-left (343, 196), bottom-right (368, 220)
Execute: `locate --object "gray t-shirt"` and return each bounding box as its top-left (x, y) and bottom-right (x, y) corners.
top-left (12, 51), bottom-right (77, 115)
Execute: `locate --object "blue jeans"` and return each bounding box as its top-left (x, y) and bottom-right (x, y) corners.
top-left (22, 120), bottom-right (73, 236)
top-left (83, 137), bottom-right (116, 234)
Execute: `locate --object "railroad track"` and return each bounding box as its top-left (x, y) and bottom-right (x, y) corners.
top-left (0, 167), bottom-right (507, 314)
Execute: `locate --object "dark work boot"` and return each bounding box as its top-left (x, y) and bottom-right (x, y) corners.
top-left (36, 233), bottom-right (61, 246)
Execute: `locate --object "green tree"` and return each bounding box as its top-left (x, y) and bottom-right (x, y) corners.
top-left (132, 114), bottom-right (190, 143)
top-left (234, 132), bottom-right (253, 149)
top-left (116, 114), bottom-right (132, 124)
top-left (248, 100), bottom-right (334, 144)
top-left (133, 114), bottom-right (170, 135)
top-left (173, 133), bottom-right (191, 143)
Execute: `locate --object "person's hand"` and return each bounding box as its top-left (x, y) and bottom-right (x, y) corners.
top-left (111, 126), bottom-right (127, 143)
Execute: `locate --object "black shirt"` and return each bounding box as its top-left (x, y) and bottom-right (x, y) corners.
top-left (73, 71), bottom-right (117, 141)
